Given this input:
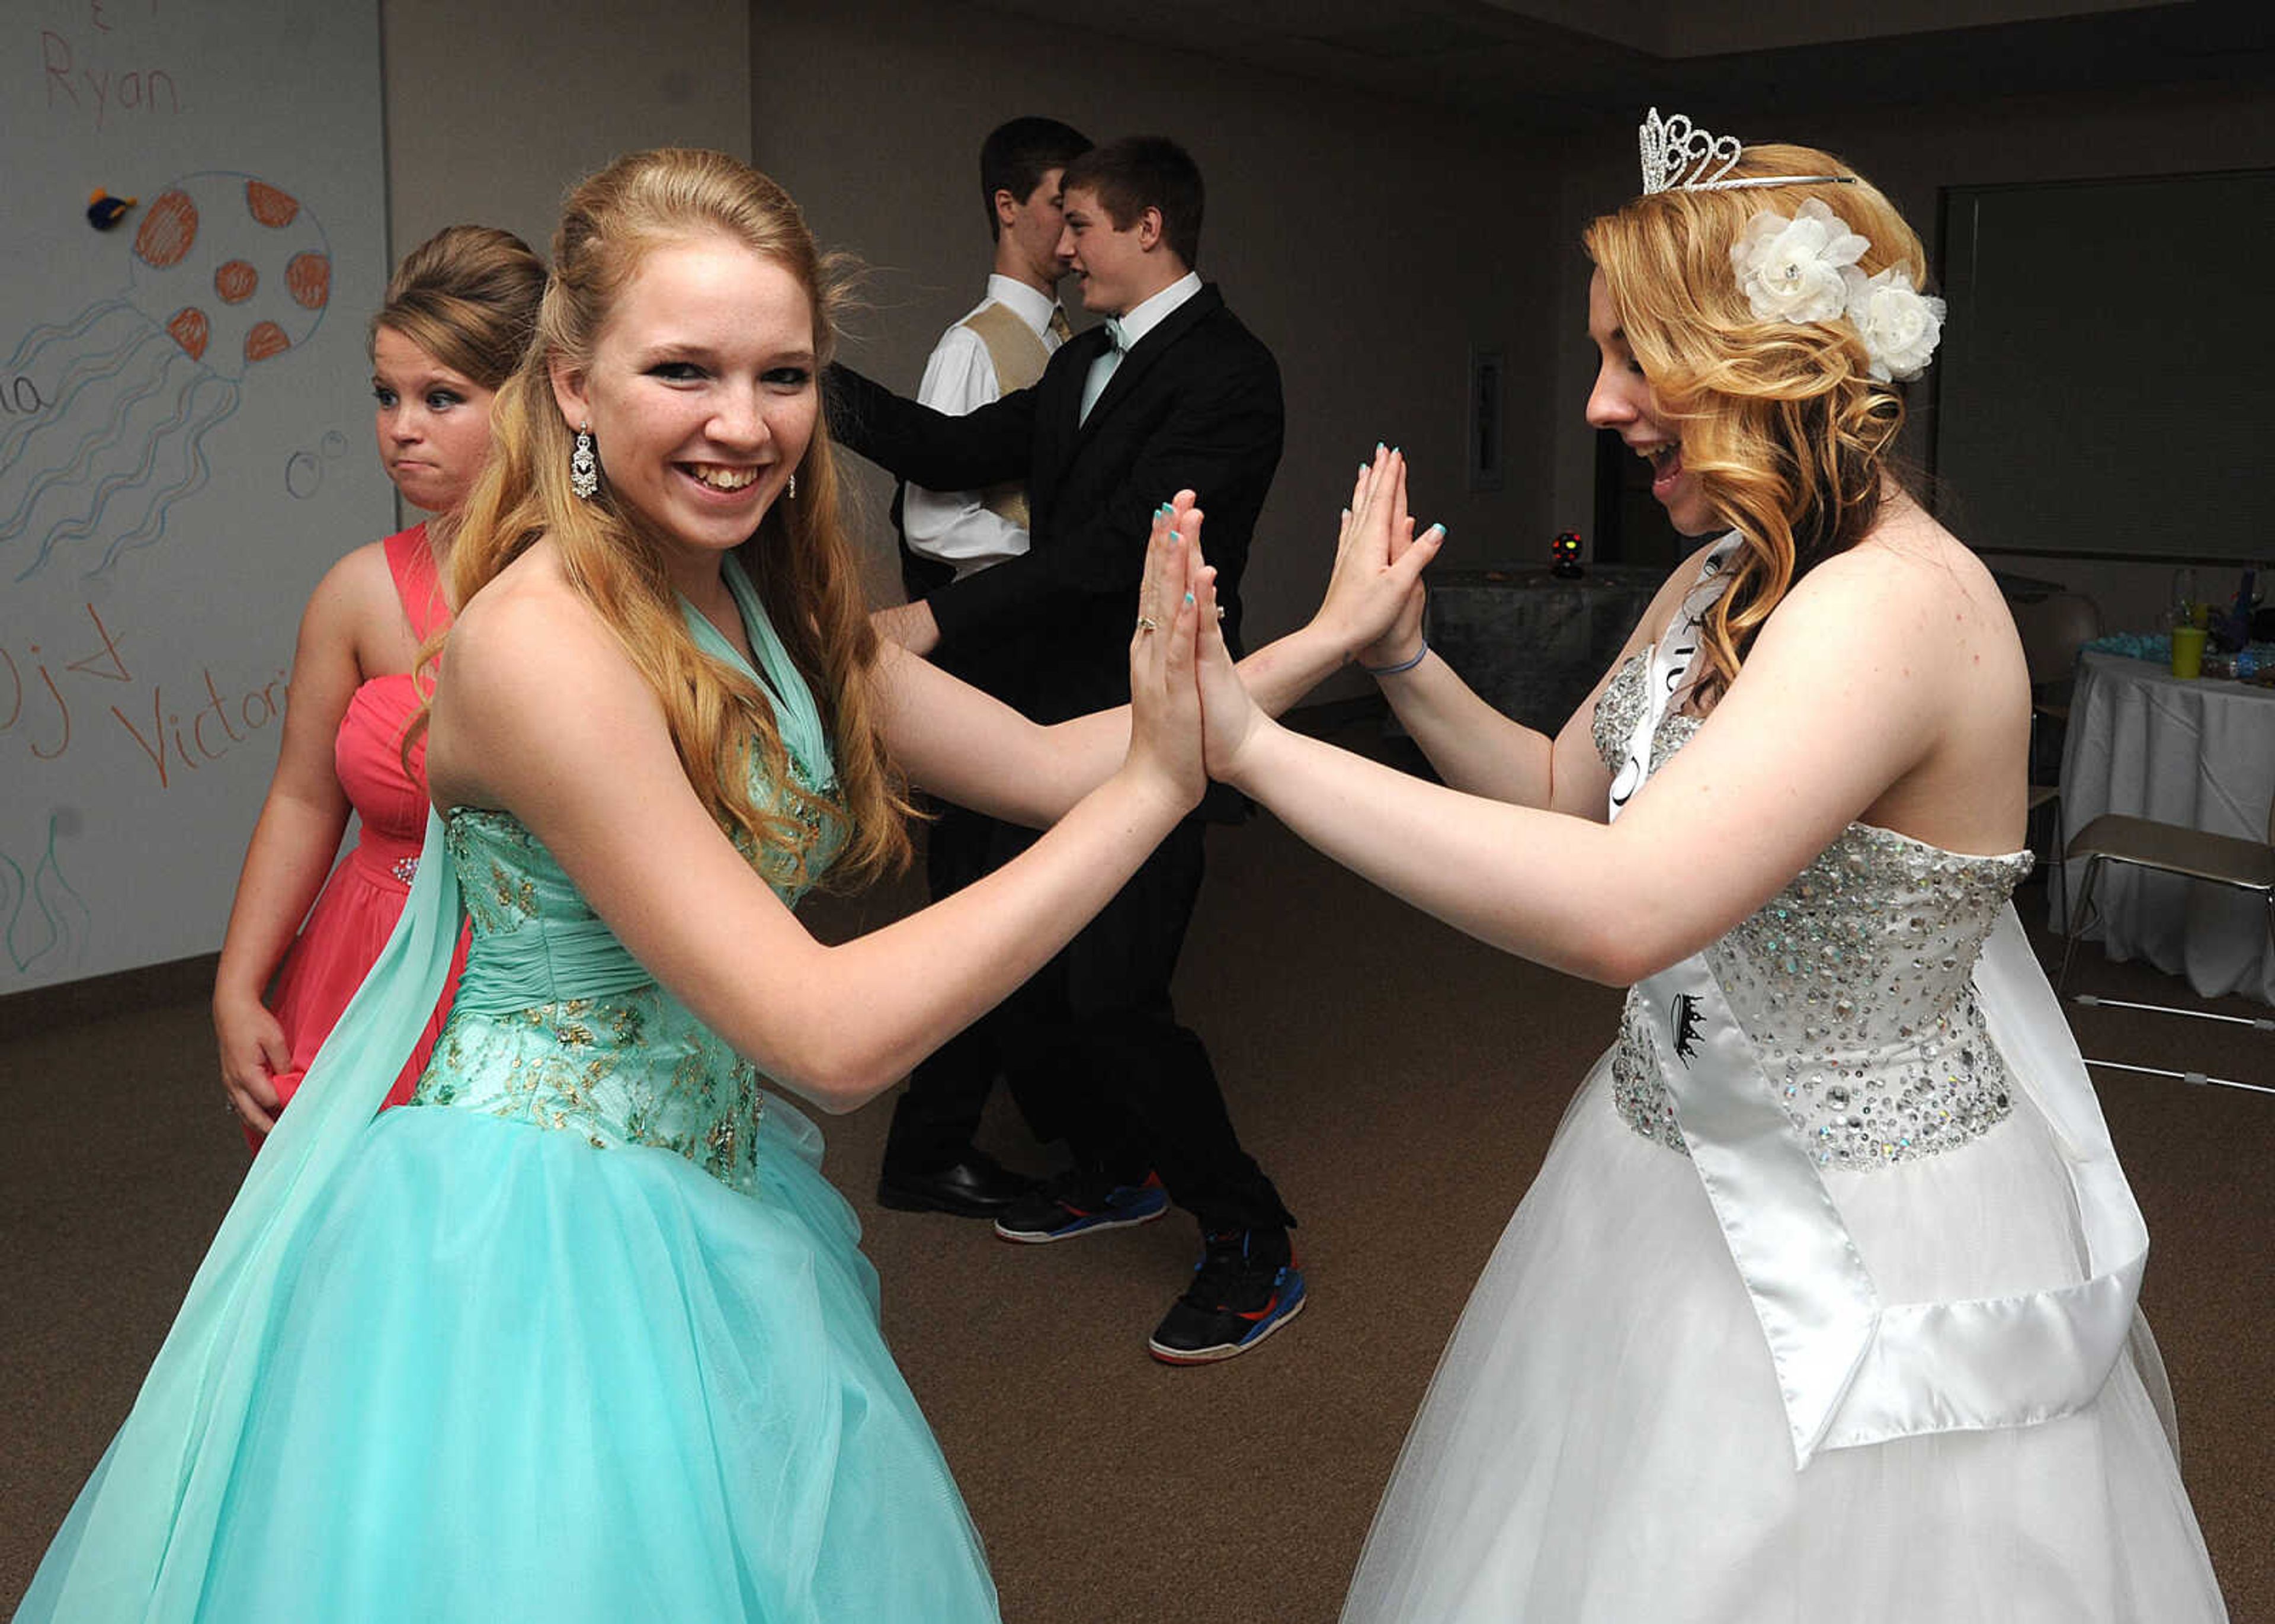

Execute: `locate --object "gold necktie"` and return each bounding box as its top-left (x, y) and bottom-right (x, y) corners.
top-left (1048, 306), bottom-right (1073, 345)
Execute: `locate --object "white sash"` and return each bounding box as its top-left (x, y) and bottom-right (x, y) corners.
top-left (1614, 542), bottom-right (2148, 1469)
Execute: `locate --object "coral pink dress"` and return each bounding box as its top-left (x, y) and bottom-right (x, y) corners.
top-left (256, 524), bottom-right (467, 1145)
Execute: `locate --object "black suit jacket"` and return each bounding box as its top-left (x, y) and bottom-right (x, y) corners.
top-left (829, 283), bottom-right (1284, 724)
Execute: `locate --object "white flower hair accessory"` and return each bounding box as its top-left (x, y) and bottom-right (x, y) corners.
top-left (1731, 198), bottom-right (1947, 381)
top-left (1732, 198), bottom-right (1867, 324)
top-left (1840, 265), bottom-right (1946, 382)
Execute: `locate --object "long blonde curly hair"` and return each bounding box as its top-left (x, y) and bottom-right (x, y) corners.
top-left (1584, 143), bottom-right (1929, 704)
top-left (441, 148), bottom-right (912, 890)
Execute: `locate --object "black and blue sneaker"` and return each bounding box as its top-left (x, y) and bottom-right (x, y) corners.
top-left (993, 1170), bottom-right (1169, 1244)
top-left (1146, 1227), bottom-right (1306, 1364)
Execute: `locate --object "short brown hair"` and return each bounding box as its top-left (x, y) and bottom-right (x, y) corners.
top-left (1061, 137), bottom-right (1204, 268)
top-left (980, 117), bottom-right (1091, 239)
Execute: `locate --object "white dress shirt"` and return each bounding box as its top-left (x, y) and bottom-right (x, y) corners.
top-left (903, 274), bottom-right (1067, 578)
top-left (1079, 270), bottom-right (1203, 424)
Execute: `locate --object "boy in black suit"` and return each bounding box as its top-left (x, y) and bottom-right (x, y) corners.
top-left (830, 137), bottom-right (1303, 1364)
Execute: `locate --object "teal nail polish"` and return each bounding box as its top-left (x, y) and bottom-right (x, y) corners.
top-left (1427, 523), bottom-right (1446, 537)
top-left (1375, 441), bottom-right (1386, 453)
top-left (1184, 591), bottom-right (1194, 604)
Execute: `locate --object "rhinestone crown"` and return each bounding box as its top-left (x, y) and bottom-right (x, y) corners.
top-left (1638, 107), bottom-right (1855, 196)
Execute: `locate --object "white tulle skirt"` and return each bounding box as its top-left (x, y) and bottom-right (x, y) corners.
top-left (1341, 1055), bottom-right (2229, 1624)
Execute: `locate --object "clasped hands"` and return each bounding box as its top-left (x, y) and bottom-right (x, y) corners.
top-left (1316, 445), bottom-right (1440, 674)
top-left (1124, 447), bottom-right (1441, 805)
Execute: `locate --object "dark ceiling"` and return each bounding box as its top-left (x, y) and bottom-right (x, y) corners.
top-left (974, 0), bottom-right (2275, 132)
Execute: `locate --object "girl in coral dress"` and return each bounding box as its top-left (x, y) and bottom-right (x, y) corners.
top-left (211, 226), bottom-right (543, 1142)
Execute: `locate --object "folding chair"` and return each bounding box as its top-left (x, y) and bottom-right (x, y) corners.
top-left (2011, 591), bottom-right (2100, 934)
top-left (2055, 795), bottom-right (2275, 1096)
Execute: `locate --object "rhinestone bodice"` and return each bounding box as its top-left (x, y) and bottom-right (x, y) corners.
top-left (1595, 652), bottom-right (2033, 1170)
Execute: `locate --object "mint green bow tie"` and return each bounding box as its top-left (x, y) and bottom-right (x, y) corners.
top-left (1082, 319), bottom-right (1130, 425)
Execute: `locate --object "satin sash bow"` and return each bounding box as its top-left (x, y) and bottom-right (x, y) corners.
top-left (1615, 540), bottom-right (2148, 1469)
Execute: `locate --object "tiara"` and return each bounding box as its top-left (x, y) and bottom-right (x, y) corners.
top-left (1638, 108), bottom-right (1856, 195)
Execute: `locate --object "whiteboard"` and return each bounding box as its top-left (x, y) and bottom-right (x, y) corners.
top-left (2, 0), bottom-right (393, 992)
top-left (1934, 170), bottom-right (2274, 563)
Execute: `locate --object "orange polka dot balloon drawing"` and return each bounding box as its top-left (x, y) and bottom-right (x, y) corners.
top-left (0, 172), bottom-right (332, 582)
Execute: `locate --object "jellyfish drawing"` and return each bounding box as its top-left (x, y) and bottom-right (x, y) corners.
top-left (0, 171), bottom-right (332, 583)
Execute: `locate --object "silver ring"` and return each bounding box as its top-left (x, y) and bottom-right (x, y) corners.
top-left (1213, 604), bottom-right (1226, 621)
top-left (1135, 616), bottom-right (1159, 633)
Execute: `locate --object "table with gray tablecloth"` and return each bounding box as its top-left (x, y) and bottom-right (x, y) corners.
top-left (2055, 649), bottom-right (2275, 1004)
top-left (1424, 567), bottom-right (1663, 735)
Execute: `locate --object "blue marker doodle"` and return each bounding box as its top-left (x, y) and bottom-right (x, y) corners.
top-left (2, 814), bottom-right (94, 975)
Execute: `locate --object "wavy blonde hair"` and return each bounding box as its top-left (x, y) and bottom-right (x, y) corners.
top-left (441, 148), bottom-right (912, 890)
top-left (1584, 143), bottom-right (1928, 703)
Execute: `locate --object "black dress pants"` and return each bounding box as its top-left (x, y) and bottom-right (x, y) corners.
top-left (881, 799), bottom-right (1023, 1175)
top-left (998, 815), bottom-right (1294, 1237)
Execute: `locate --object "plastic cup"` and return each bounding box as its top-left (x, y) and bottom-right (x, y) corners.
top-left (2171, 625), bottom-right (2207, 679)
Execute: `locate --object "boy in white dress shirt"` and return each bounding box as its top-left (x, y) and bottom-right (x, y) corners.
top-left (899, 117), bottom-right (1091, 584)
top-left (877, 116), bottom-right (1092, 1219)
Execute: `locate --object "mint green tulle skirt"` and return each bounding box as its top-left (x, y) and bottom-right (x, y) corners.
top-left (18, 1098), bottom-right (999, 1622)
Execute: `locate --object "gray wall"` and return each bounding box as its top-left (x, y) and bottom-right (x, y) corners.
top-left (382, 0), bottom-right (1559, 693)
top-left (380, 0), bottom-right (754, 533)
top-left (379, 0), bottom-right (2268, 646)
top-left (751, 0), bottom-right (1561, 691)
top-left (381, 0), bottom-right (753, 255)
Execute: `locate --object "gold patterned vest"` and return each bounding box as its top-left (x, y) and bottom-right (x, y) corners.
top-left (959, 300), bottom-right (1052, 530)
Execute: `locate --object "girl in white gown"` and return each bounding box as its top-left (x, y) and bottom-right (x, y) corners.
top-left (1178, 118), bottom-right (2229, 1622)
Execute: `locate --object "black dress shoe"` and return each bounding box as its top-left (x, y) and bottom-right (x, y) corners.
top-left (876, 1152), bottom-right (1039, 1218)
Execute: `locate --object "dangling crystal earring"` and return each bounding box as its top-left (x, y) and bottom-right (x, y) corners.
top-left (569, 422), bottom-right (599, 501)
top-left (786, 470), bottom-right (797, 500)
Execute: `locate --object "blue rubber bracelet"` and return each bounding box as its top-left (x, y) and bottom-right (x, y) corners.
top-left (1359, 638), bottom-right (1428, 677)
